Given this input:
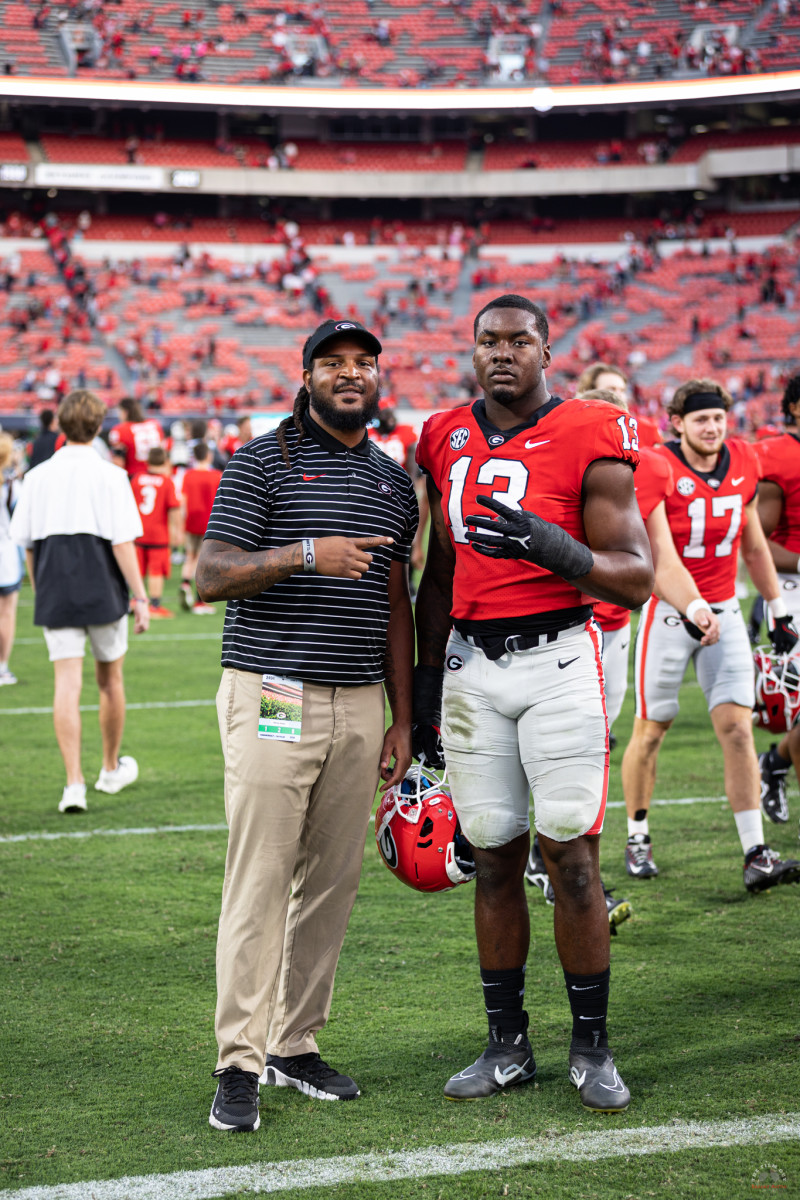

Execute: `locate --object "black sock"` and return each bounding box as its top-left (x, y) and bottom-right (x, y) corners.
top-left (481, 966), bottom-right (526, 1041)
top-left (767, 745), bottom-right (791, 773)
top-left (564, 967), bottom-right (610, 1051)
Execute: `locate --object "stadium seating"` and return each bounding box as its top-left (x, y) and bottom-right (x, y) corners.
top-left (2, 0), bottom-right (796, 85)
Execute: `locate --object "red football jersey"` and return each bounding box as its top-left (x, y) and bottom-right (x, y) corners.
top-left (658, 438), bottom-right (759, 603)
top-left (633, 414), bottom-right (663, 449)
top-left (755, 432), bottom-right (800, 554)
top-left (183, 467), bottom-right (222, 536)
top-left (109, 419), bottom-right (165, 476)
top-left (131, 472), bottom-right (180, 545)
top-left (368, 424), bottom-right (417, 471)
top-left (416, 397), bottom-right (639, 621)
top-left (594, 447), bottom-right (674, 631)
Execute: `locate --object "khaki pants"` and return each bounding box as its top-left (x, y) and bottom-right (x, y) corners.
top-left (214, 667), bottom-right (385, 1074)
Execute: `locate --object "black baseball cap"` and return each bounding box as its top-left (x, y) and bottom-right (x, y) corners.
top-left (302, 319), bottom-right (382, 370)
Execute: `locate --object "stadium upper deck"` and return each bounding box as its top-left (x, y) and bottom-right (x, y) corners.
top-left (1, 0), bottom-right (797, 88)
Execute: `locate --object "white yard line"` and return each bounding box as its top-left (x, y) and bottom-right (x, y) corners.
top-left (0, 699), bottom-right (216, 715)
top-left (15, 634), bottom-right (221, 644)
top-left (0, 795), bottom-right (727, 845)
top-left (7, 1113), bottom-right (799, 1200)
top-left (0, 823), bottom-right (228, 844)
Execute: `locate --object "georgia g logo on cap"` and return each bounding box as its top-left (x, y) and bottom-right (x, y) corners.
top-left (335, 322), bottom-right (357, 330)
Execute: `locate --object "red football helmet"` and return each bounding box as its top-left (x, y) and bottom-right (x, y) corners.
top-left (375, 767), bottom-right (475, 893)
top-left (753, 647), bottom-right (800, 734)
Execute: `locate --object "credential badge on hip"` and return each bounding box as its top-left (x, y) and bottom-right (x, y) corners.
top-left (258, 674), bottom-right (303, 742)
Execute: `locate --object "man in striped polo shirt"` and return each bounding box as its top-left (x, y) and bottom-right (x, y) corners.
top-left (198, 319), bottom-right (418, 1133)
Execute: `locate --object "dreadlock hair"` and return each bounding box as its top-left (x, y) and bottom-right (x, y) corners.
top-left (276, 384), bottom-right (311, 469)
top-left (781, 371), bottom-right (800, 426)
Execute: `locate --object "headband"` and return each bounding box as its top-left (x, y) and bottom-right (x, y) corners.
top-left (680, 392), bottom-right (727, 414)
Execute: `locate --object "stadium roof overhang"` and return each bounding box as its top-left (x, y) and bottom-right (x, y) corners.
top-left (1, 72), bottom-right (799, 115)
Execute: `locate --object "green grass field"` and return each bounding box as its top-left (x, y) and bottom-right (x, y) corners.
top-left (1, 583), bottom-right (799, 1200)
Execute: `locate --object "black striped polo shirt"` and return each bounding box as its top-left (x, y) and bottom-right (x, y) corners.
top-left (204, 412), bottom-right (418, 685)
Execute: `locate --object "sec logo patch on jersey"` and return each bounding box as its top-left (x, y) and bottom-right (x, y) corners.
top-left (450, 428), bottom-right (470, 451)
top-left (676, 476), bottom-right (696, 496)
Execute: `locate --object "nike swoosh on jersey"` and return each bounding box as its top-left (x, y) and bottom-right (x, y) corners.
top-left (731, 476), bottom-right (745, 485)
top-left (558, 657), bottom-right (579, 669)
top-left (525, 439), bottom-right (551, 449)
top-left (302, 474), bottom-right (327, 481)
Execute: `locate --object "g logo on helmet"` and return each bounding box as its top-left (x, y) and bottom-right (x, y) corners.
top-left (377, 824), bottom-right (398, 870)
top-left (450, 428), bottom-right (470, 451)
top-left (676, 477), bottom-right (696, 496)
top-left (374, 767), bottom-right (475, 892)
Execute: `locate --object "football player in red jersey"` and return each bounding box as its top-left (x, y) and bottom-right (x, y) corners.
top-left (621, 378), bottom-right (800, 894)
top-left (525, 387), bottom-right (721, 932)
top-left (109, 398), bottom-right (166, 478)
top-left (576, 363), bottom-right (662, 449)
top-left (131, 446), bottom-right (182, 618)
top-left (755, 371), bottom-right (800, 823)
top-left (414, 295), bottom-right (654, 1113)
top-left (368, 401), bottom-right (429, 588)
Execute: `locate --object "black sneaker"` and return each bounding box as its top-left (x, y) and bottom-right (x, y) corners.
top-left (209, 1065), bottom-right (260, 1132)
top-left (759, 746), bottom-right (790, 824)
top-left (744, 844), bottom-right (800, 893)
top-left (444, 1019), bottom-right (536, 1100)
top-left (625, 834), bottom-right (659, 878)
top-left (569, 1048), bottom-right (630, 1112)
top-left (259, 1053), bottom-right (360, 1100)
top-left (604, 887), bottom-right (632, 935)
top-left (524, 836), bottom-right (554, 903)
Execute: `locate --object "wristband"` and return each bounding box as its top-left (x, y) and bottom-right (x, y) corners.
top-left (133, 597), bottom-right (148, 604)
top-left (685, 598), bottom-right (711, 625)
top-left (302, 538), bottom-right (316, 574)
top-left (768, 597), bottom-right (788, 619)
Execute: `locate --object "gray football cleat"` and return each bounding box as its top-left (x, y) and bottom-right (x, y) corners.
top-left (444, 1024), bottom-right (536, 1100)
top-left (569, 1049), bottom-right (630, 1113)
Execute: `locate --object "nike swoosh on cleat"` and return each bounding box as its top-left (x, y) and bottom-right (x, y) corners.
top-left (754, 864), bottom-right (774, 874)
top-left (731, 476), bottom-right (745, 485)
top-left (525, 439), bottom-right (551, 449)
top-left (599, 1070), bottom-right (627, 1093)
top-left (494, 1061), bottom-right (529, 1085)
top-left (558, 657), bottom-right (579, 670)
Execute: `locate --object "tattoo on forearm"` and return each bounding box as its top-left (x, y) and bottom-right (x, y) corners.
top-left (196, 543), bottom-right (302, 601)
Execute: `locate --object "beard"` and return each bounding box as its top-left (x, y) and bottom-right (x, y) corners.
top-left (309, 382), bottom-right (381, 432)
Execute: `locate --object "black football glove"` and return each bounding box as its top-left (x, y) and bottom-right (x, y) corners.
top-left (465, 495), bottom-right (594, 580)
top-left (411, 664), bottom-right (445, 770)
top-left (680, 606), bottom-right (720, 642)
top-left (770, 614), bottom-right (799, 655)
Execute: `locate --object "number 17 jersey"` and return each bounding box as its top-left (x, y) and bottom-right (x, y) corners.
top-left (657, 439), bottom-right (760, 604)
top-left (416, 396), bottom-right (639, 621)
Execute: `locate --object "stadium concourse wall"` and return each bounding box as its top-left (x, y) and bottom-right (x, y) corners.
top-left (8, 144), bottom-right (800, 199)
top-left (0, 234), bottom-right (792, 266)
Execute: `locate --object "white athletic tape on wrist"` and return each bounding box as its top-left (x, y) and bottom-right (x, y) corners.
top-left (685, 598), bottom-right (712, 625)
top-left (768, 596), bottom-right (788, 619)
top-left (302, 538), bottom-right (316, 574)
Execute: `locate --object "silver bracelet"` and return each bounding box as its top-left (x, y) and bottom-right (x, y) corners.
top-left (302, 538), bottom-right (316, 573)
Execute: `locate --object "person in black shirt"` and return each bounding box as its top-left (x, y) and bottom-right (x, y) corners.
top-left (28, 409), bottom-right (59, 469)
top-left (198, 319), bottom-right (418, 1133)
